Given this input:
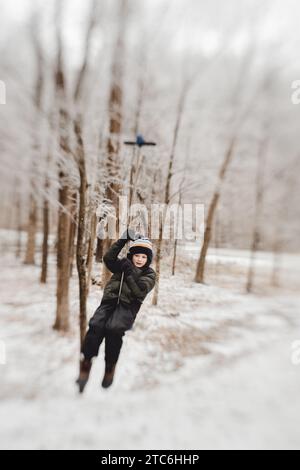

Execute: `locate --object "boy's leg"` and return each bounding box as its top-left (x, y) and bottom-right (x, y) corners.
top-left (104, 330), bottom-right (125, 366)
top-left (104, 302), bottom-right (138, 366)
top-left (101, 330), bottom-right (125, 388)
top-left (82, 300), bottom-right (117, 360)
top-left (102, 302), bottom-right (137, 388)
top-left (77, 300), bottom-right (117, 392)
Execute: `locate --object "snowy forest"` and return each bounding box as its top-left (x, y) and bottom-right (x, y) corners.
top-left (0, 0), bottom-right (300, 451)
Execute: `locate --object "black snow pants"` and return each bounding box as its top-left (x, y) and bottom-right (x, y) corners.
top-left (81, 298), bottom-right (138, 365)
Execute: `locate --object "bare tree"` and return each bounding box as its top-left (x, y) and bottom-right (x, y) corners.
top-left (102, 0), bottom-right (128, 287)
top-left (195, 45), bottom-right (256, 284)
top-left (40, 152), bottom-right (51, 284)
top-left (14, 177), bottom-right (23, 259)
top-left (195, 136), bottom-right (237, 283)
top-left (86, 211), bottom-right (97, 294)
top-left (24, 16), bottom-right (44, 265)
top-left (152, 83), bottom-right (188, 305)
top-left (53, 2), bottom-right (73, 333)
top-left (171, 143), bottom-right (189, 276)
top-left (246, 134), bottom-right (268, 293)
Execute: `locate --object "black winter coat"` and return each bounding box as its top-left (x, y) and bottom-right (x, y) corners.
top-left (102, 239), bottom-right (156, 310)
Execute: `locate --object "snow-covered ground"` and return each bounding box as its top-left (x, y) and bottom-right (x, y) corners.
top-left (0, 231), bottom-right (300, 450)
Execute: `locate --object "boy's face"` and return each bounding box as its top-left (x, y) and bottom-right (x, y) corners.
top-left (132, 253), bottom-right (148, 268)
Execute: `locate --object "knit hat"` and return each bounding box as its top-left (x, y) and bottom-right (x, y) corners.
top-left (128, 238), bottom-right (153, 266)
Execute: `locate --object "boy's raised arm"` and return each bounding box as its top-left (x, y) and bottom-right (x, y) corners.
top-left (103, 238), bottom-right (127, 273)
top-left (103, 229), bottom-right (137, 274)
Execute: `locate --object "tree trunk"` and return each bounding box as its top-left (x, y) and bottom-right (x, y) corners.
top-left (95, 236), bottom-right (104, 263)
top-left (53, 2), bottom-right (72, 333)
top-left (271, 239), bottom-right (281, 288)
top-left (101, 0), bottom-right (127, 287)
top-left (15, 191), bottom-right (22, 259)
top-left (40, 196), bottom-right (49, 284)
top-left (153, 87), bottom-right (186, 302)
top-left (54, 181), bottom-right (71, 332)
top-left (40, 146), bottom-right (52, 283)
top-left (24, 194), bottom-right (37, 265)
top-left (172, 237), bottom-right (178, 277)
top-left (195, 137), bottom-right (236, 283)
top-left (246, 137), bottom-right (268, 293)
top-left (195, 192), bottom-right (220, 284)
top-left (172, 190), bottom-right (183, 276)
top-left (246, 231), bottom-right (260, 293)
top-left (74, 118), bottom-right (88, 347)
top-left (71, 1), bottom-right (99, 347)
top-left (77, 169), bottom-right (88, 348)
top-left (214, 211), bottom-right (220, 277)
top-left (102, 237), bottom-right (114, 287)
top-left (87, 212), bottom-right (97, 295)
top-left (68, 193), bottom-right (78, 278)
top-left (25, 18), bottom-right (44, 266)
top-left (152, 216), bottom-right (163, 306)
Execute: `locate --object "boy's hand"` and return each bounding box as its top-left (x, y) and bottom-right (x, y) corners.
top-left (120, 228), bottom-right (141, 242)
top-left (119, 258), bottom-right (134, 275)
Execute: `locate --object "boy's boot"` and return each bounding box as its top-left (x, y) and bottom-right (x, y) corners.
top-left (101, 362), bottom-right (117, 389)
top-left (76, 356), bottom-right (92, 394)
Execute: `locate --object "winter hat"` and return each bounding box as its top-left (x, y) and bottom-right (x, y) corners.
top-left (128, 238), bottom-right (153, 265)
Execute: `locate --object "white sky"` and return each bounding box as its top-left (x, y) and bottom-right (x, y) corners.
top-left (1, 0), bottom-right (299, 63)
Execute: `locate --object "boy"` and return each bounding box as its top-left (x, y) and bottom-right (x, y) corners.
top-left (77, 230), bottom-right (156, 392)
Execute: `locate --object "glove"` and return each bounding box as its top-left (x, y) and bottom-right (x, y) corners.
top-left (119, 258), bottom-right (134, 275)
top-left (120, 228), bottom-right (141, 242)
